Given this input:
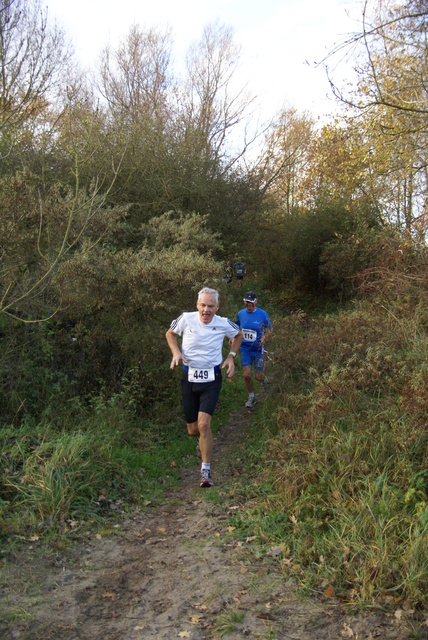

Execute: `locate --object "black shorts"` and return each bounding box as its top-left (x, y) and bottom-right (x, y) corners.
top-left (181, 368), bottom-right (222, 424)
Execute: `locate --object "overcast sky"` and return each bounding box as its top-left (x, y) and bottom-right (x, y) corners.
top-left (46, 0), bottom-right (362, 122)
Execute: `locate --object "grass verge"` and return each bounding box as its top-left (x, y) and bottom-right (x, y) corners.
top-left (0, 359), bottom-right (248, 552)
top-left (217, 300), bottom-right (427, 623)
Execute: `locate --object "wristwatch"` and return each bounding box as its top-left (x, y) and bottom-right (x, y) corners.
top-left (229, 351), bottom-right (237, 357)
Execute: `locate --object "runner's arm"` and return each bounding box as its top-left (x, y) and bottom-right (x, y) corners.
top-left (165, 328), bottom-right (186, 369)
top-left (222, 330), bottom-right (243, 377)
top-left (230, 330), bottom-right (243, 353)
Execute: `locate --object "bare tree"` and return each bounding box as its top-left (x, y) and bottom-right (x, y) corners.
top-left (181, 21), bottom-right (257, 175)
top-left (323, 0), bottom-right (428, 115)
top-left (0, 0), bottom-right (70, 132)
top-left (98, 24), bottom-right (173, 124)
top-left (254, 108), bottom-right (315, 214)
top-left (321, 0), bottom-right (428, 234)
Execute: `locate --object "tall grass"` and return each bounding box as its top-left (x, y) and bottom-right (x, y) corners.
top-left (229, 298), bottom-right (427, 609)
top-left (0, 359), bottom-right (248, 543)
top-left (0, 397), bottom-right (185, 539)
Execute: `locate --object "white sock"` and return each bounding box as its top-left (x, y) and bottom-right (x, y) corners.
top-left (249, 392), bottom-right (255, 398)
top-left (201, 463), bottom-right (210, 471)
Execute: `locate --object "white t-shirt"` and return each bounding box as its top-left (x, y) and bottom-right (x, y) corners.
top-left (170, 311), bottom-right (240, 368)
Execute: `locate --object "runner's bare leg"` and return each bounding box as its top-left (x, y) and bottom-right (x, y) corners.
top-left (187, 412), bottom-right (213, 462)
top-left (242, 365), bottom-right (254, 394)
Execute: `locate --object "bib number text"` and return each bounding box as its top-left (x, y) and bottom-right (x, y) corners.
top-left (243, 329), bottom-right (257, 342)
top-left (188, 366), bottom-right (215, 382)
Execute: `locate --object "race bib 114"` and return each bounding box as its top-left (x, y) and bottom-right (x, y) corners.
top-left (243, 329), bottom-right (257, 342)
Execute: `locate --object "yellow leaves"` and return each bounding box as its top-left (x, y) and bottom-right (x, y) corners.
top-left (280, 553), bottom-right (302, 575)
top-left (324, 585), bottom-right (335, 598)
top-left (340, 622), bottom-right (355, 638)
top-left (266, 544), bottom-right (286, 557)
top-left (177, 612), bottom-right (206, 637)
top-left (289, 513), bottom-right (298, 525)
top-left (257, 611), bottom-right (277, 621)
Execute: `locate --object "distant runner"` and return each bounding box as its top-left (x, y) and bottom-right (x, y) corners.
top-left (233, 261), bottom-right (246, 286)
top-left (235, 291), bottom-right (273, 409)
top-left (166, 288), bottom-right (243, 487)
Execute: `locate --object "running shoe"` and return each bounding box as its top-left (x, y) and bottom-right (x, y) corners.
top-left (245, 396), bottom-right (256, 409)
top-left (200, 468), bottom-right (214, 488)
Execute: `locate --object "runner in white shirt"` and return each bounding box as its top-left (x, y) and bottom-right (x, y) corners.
top-left (166, 288), bottom-right (243, 487)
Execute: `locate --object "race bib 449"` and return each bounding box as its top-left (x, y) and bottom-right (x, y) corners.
top-left (188, 366), bottom-right (215, 382)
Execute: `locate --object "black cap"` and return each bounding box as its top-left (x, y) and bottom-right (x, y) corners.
top-left (243, 291), bottom-right (257, 302)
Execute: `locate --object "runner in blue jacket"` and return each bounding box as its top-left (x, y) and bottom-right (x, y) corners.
top-left (235, 291), bottom-right (273, 408)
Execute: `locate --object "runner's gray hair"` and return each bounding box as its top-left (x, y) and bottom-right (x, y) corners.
top-left (198, 287), bottom-right (219, 303)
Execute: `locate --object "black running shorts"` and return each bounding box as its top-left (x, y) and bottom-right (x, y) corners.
top-left (180, 369), bottom-right (222, 424)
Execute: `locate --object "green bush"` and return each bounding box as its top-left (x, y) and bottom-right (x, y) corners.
top-left (251, 196), bottom-right (382, 300)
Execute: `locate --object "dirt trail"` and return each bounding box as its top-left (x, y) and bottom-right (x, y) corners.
top-left (0, 409), bottom-right (417, 639)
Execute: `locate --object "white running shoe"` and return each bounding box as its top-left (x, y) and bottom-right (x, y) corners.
top-left (245, 396), bottom-right (256, 409)
top-left (200, 468), bottom-right (214, 488)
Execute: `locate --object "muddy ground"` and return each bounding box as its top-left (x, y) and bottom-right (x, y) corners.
top-left (0, 408), bottom-right (425, 639)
